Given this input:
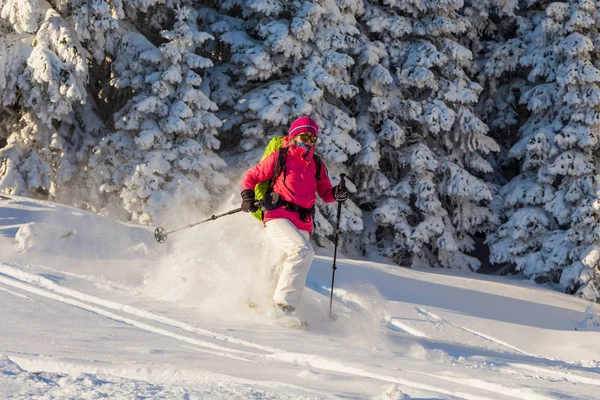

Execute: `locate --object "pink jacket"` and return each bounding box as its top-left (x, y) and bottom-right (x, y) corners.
top-left (242, 144), bottom-right (336, 234)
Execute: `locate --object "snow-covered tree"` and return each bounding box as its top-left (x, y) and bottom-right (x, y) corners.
top-left (197, 1), bottom-right (364, 242)
top-left (3, 0), bottom-right (600, 301)
top-left (0, 0), bottom-right (93, 199)
top-left (89, 6), bottom-right (227, 224)
top-left (351, 0), bottom-right (499, 269)
top-left (487, 1), bottom-right (600, 300)
top-left (470, 0), bottom-right (533, 185)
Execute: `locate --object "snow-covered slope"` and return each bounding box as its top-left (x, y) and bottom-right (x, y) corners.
top-left (1, 195), bottom-right (599, 399)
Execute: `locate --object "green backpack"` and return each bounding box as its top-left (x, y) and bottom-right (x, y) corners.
top-left (252, 136), bottom-right (323, 221)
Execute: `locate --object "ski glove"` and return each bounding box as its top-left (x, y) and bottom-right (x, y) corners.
top-left (241, 189), bottom-right (259, 213)
top-left (332, 185), bottom-right (349, 202)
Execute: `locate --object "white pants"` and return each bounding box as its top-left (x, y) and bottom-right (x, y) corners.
top-left (264, 218), bottom-right (315, 308)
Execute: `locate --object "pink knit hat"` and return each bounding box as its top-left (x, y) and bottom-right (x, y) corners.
top-left (288, 116), bottom-right (319, 138)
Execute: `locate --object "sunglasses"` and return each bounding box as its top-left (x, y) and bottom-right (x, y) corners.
top-left (298, 133), bottom-right (318, 143)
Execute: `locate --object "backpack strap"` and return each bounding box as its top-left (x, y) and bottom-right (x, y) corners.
top-left (268, 147), bottom-right (288, 192)
top-left (313, 154), bottom-right (324, 181)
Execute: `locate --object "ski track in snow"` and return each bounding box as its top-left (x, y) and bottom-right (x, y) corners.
top-left (381, 305), bottom-right (600, 398)
top-left (402, 307), bottom-right (600, 394)
top-left (0, 286), bottom-right (31, 299)
top-left (0, 264), bottom-right (492, 400)
top-left (410, 373), bottom-right (555, 400)
top-left (384, 314), bottom-right (430, 338)
top-left (413, 306), bottom-right (538, 357)
top-left (2, 355), bottom-right (326, 400)
top-left (0, 264), bottom-right (471, 399)
top-left (496, 362), bottom-right (600, 387)
top-left (382, 305), bottom-right (538, 356)
top-left (0, 262), bottom-right (573, 400)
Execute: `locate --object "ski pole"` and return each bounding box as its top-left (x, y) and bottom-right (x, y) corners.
top-left (154, 203), bottom-right (257, 243)
top-left (329, 173), bottom-right (346, 320)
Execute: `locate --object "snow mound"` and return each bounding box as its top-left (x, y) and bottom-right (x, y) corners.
top-left (576, 304), bottom-right (600, 331)
top-left (406, 344), bottom-right (453, 363)
top-left (375, 384), bottom-right (412, 400)
top-left (13, 213), bottom-right (155, 259)
top-left (0, 355), bottom-right (24, 376)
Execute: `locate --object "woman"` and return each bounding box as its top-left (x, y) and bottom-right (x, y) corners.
top-left (240, 116), bottom-right (348, 314)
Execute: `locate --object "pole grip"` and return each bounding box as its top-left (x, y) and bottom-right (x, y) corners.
top-left (339, 173), bottom-right (346, 189)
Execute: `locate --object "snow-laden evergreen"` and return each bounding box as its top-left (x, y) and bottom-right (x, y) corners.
top-left (486, 0), bottom-right (600, 300)
top-left (89, 6), bottom-right (227, 224)
top-left (2, 0), bottom-right (600, 301)
top-left (465, 0), bottom-right (521, 192)
top-left (0, 0), bottom-right (94, 200)
top-left (351, 0), bottom-right (499, 269)
top-left (197, 1), bottom-right (364, 243)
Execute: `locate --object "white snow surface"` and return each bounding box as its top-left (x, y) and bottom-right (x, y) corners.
top-left (1, 195), bottom-right (599, 399)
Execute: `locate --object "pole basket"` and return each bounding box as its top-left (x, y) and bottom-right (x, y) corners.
top-left (154, 227), bottom-right (168, 243)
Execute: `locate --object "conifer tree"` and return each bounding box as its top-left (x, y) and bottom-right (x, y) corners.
top-left (352, 0), bottom-right (499, 268)
top-left (486, 0), bottom-right (600, 300)
top-left (89, 6), bottom-right (227, 224)
top-left (0, 0), bottom-right (91, 199)
top-left (3, 0), bottom-right (600, 301)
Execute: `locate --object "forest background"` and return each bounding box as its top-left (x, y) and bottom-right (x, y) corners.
top-left (2, 0), bottom-right (600, 301)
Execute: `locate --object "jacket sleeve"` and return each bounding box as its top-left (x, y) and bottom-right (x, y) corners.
top-left (241, 151), bottom-right (279, 191)
top-left (316, 162), bottom-right (336, 203)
